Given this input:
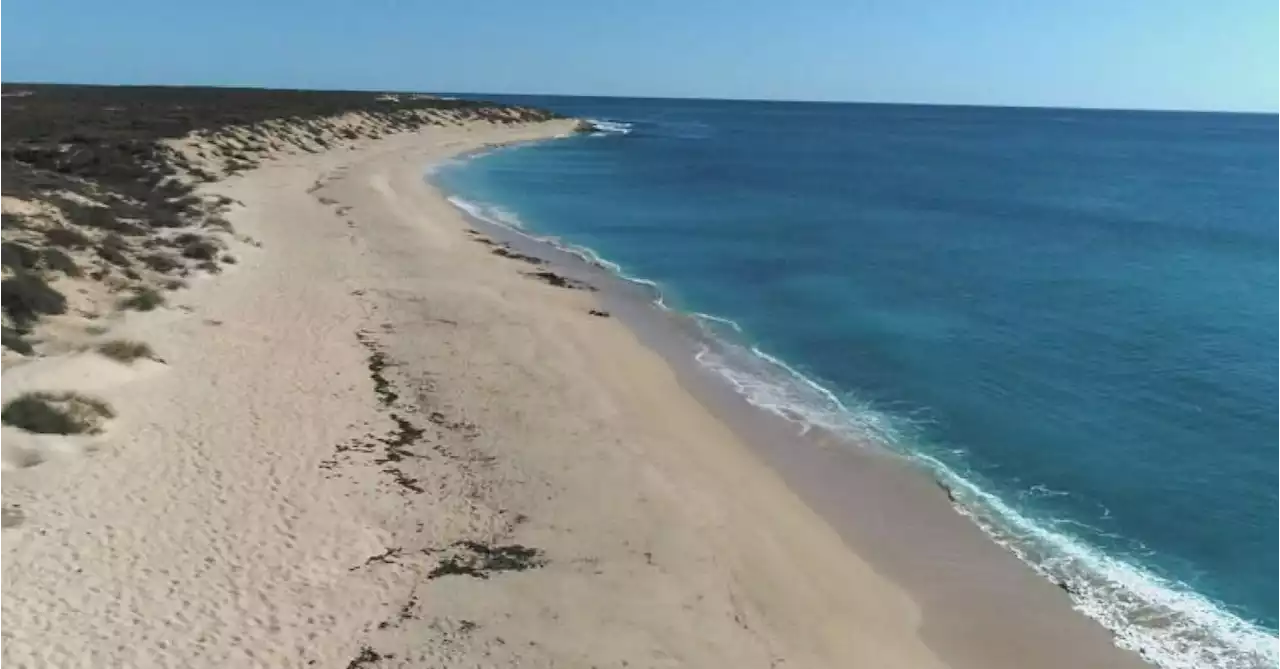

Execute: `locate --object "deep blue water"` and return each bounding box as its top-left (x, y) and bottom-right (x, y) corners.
top-left (434, 97), bottom-right (1278, 668)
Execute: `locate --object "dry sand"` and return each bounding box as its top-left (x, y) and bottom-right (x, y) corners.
top-left (1, 118), bottom-right (1144, 668)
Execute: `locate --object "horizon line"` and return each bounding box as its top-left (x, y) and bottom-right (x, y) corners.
top-left (446, 90), bottom-right (1280, 115)
top-left (3, 79), bottom-right (1276, 116)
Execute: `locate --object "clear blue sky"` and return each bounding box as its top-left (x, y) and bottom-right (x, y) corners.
top-left (3, 0), bottom-right (1276, 112)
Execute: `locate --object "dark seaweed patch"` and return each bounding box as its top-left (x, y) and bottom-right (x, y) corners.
top-left (427, 541), bottom-right (546, 580)
top-left (345, 646), bottom-right (392, 669)
top-left (522, 270), bottom-right (595, 291)
top-left (350, 546), bottom-right (403, 571)
top-left (491, 246), bottom-right (546, 265)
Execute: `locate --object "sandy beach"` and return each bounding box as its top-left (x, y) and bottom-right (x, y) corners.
top-left (2, 115), bottom-right (1149, 668)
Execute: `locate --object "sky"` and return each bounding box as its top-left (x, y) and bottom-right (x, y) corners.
top-left (2, 0), bottom-right (1277, 112)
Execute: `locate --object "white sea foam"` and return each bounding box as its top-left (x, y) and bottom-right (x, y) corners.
top-left (931, 455), bottom-right (1278, 669)
top-left (691, 311), bottom-right (744, 334)
top-left (692, 337), bottom-right (904, 444)
top-left (585, 119), bottom-right (634, 135)
top-left (694, 334), bottom-right (1277, 669)
top-left (563, 243), bottom-right (623, 273)
top-left (446, 195), bottom-right (489, 222)
top-left (446, 196), bottom-right (669, 310)
top-left (428, 147), bottom-right (499, 177)
top-left (622, 276), bottom-right (666, 307)
top-left (441, 182), bottom-right (1276, 669)
top-left (555, 242), bottom-right (673, 307)
top-left (428, 137), bottom-right (556, 178)
top-left (489, 206), bottom-right (525, 230)
top-left (445, 196), bottom-right (527, 232)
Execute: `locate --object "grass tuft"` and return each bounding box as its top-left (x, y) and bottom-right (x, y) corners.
top-left (2, 326), bottom-right (35, 355)
top-left (1, 272), bottom-right (67, 329)
top-left (95, 339), bottom-right (159, 363)
top-left (40, 248), bottom-right (82, 277)
top-left (181, 239), bottom-right (219, 261)
top-left (118, 286), bottom-right (165, 311)
top-left (139, 251), bottom-right (182, 274)
top-left (2, 242), bottom-right (39, 271)
top-left (43, 227), bottom-right (92, 249)
top-left (1, 391), bottom-right (115, 434)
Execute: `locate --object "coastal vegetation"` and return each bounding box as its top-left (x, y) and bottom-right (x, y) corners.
top-left (1, 391), bottom-right (115, 434)
top-left (1, 326), bottom-right (34, 355)
top-left (1, 84), bottom-right (560, 358)
top-left (117, 286), bottom-right (165, 311)
top-left (94, 339), bottom-right (159, 363)
top-left (1, 270), bottom-right (67, 329)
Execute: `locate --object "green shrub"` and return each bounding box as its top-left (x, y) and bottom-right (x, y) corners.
top-left (60, 202), bottom-right (146, 235)
top-left (95, 339), bottom-right (158, 363)
top-left (181, 238), bottom-right (219, 260)
top-left (205, 216), bottom-right (234, 232)
top-left (140, 252), bottom-right (182, 274)
top-left (96, 240), bottom-right (133, 267)
top-left (98, 247), bottom-right (131, 266)
top-left (149, 212), bottom-right (187, 228)
top-left (118, 286), bottom-right (164, 311)
top-left (1, 272), bottom-right (67, 329)
top-left (1, 242), bottom-right (39, 271)
top-left (1, 392), bottom-right (115, 434)
top-left (43, 227), bottom-right (92, 249)
top-left (40, 248), bottom-right (82, 277)
top-left (2, 326), bottom-right (34, 355)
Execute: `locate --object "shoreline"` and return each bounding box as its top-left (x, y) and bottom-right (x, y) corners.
top-left (454, 199), bottom-right (1192, 665)
top-left (435, 159), bottom-right (1157, 669)
top-left (3, 117), bottom-right (1145, 668)
top-left (433, 115), bottom-right (1279, 669)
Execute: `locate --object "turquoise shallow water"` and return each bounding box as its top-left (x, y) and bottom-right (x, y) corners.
top-left (433, 97), bottom-right (1278, 668)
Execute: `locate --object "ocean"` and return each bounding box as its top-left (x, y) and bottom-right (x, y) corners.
top-left (431, 97), bottom-right (1278, 668)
